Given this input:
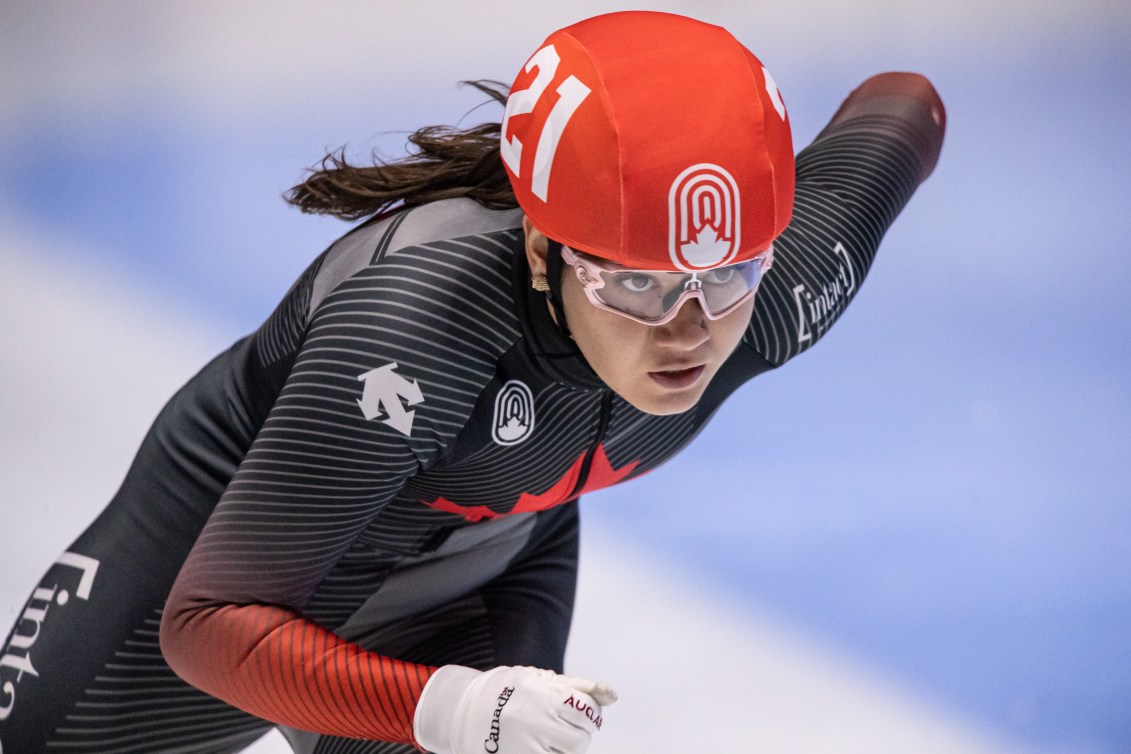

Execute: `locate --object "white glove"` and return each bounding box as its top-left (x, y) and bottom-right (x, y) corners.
top-left (414, 664), bottom-right (617, 754)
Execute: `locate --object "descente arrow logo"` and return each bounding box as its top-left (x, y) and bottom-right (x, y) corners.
top-left (356, 363), bottom-right (424, 436)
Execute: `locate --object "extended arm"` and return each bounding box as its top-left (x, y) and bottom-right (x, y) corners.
top-left (745, 72), bottom-right (946, 365)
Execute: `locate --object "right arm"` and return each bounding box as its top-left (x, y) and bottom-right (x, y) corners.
top-left (160, 217), bottom-right (612, 751)
top-left (160, 274), bottom-right (437, 743)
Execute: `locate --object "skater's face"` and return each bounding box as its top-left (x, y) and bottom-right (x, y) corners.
top-left (523, 217), bottom-right (754, 416)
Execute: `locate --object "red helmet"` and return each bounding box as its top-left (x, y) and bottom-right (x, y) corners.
top-left (502, 11), bottom-right (795, 272)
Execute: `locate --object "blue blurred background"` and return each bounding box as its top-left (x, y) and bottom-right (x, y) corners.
top-left (1, 2), bottom-right (1129, 752)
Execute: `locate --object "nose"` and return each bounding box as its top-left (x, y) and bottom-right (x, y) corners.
top-left (653, 295), bottom-right (710, 350)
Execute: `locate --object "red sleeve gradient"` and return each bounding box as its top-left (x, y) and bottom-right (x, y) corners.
top-left (160, 599), bottom-right (434, 746)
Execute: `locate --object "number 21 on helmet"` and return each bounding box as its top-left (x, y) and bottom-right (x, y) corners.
top-left (501, 10), bottom-right (795, 278)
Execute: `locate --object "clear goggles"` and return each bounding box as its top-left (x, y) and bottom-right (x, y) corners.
top-left (560, 244), bottom-right (774, 326)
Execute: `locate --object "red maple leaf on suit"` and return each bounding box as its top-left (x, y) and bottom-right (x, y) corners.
top-left (423, 444), bottom-right (639, 523)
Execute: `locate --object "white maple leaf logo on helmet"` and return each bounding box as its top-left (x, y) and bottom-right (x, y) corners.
top-left (679, 224), bottom-right (733, 268)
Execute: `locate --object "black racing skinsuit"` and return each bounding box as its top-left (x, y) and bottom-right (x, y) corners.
top-left (0, 73), bottom-right (944, 754)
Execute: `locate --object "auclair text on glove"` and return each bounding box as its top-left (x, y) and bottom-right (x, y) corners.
top-left (564, 694), bottom-right (603, 731)
top-left (483, 685), bottom-right (515, 753)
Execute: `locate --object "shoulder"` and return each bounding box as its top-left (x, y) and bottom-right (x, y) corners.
top-left (292, 200), bottom-right (528, 460)
top-left (309, 198), bottom-right (525, 313)
top-left (305, 196), bottom-right (528, 363)
top-left (384, 198), bottom-right (525, 255)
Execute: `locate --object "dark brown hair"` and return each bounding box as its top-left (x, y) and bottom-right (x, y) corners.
top-left (285, 81), bottom-right (517, 222)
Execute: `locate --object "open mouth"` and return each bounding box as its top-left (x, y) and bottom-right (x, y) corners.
top-left (647, 365), bottom-right (705, 389)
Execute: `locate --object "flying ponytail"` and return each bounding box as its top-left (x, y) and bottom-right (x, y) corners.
top-left (285, 81), bottom-right (517, 221)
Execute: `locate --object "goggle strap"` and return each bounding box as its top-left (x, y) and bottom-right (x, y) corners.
top-left (544, 239), bottom-right (572, 339)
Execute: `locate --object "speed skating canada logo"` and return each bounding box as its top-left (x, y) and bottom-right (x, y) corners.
top-left (492, 380), bottom-right (535, 446)
top-left (668, 163), bottom-right (741, 271)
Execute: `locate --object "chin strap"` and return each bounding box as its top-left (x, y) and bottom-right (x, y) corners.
top-left (544, 240), bottom-right (572, 339)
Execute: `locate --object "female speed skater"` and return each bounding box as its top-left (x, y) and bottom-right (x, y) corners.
top-left (1, 10), bottom-right (945, 754)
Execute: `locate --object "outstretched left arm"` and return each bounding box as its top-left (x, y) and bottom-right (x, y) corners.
top-left (744, 72), bottom-right (946, 367)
